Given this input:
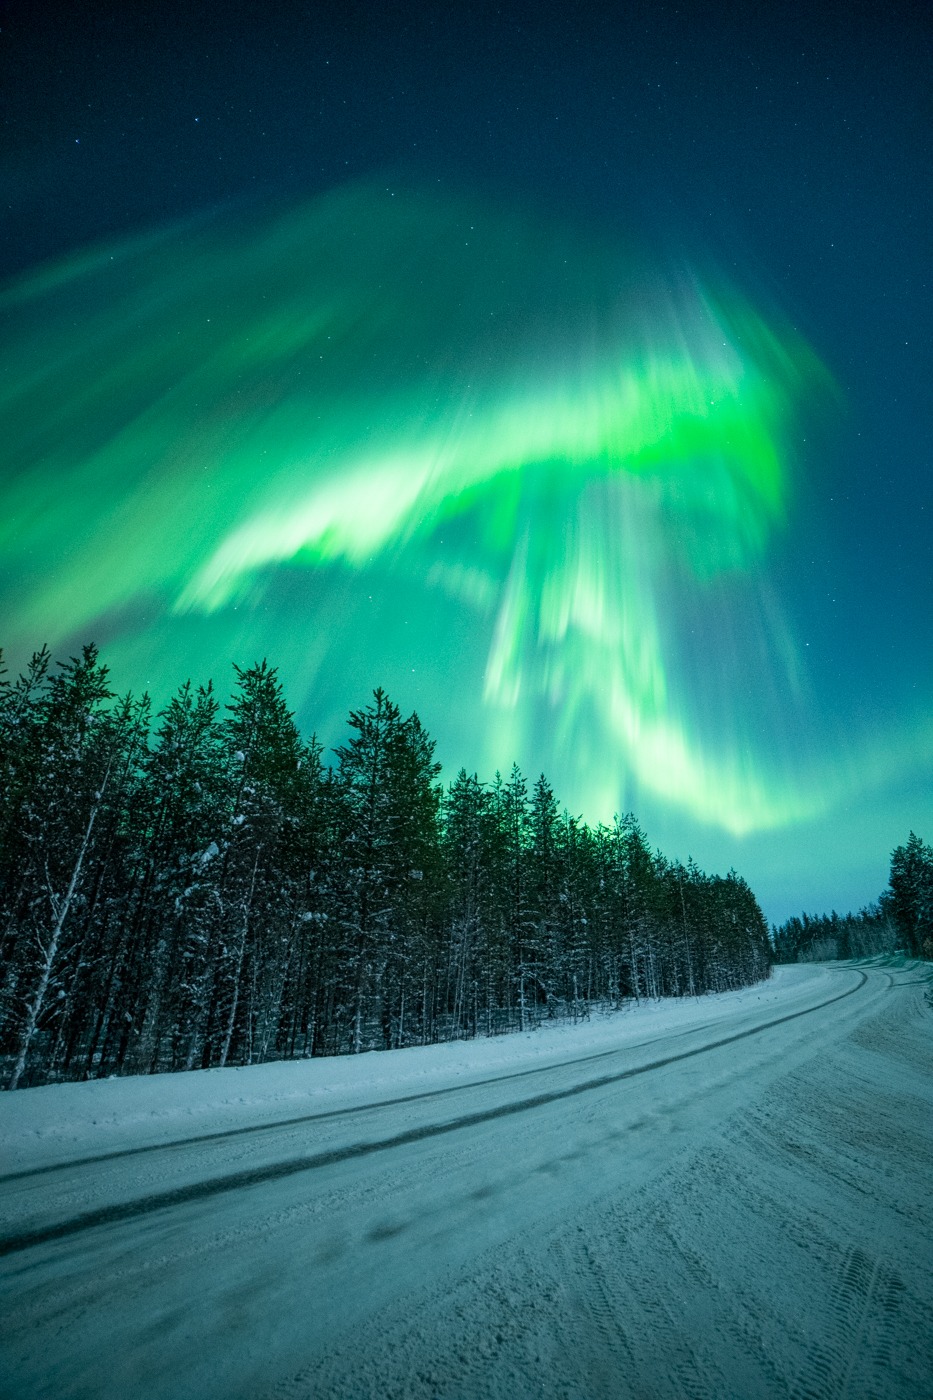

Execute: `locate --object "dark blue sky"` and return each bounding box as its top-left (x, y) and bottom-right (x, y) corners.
top-left (1, 0), bottom-right (931, 919)
top-left (5, 1), bottom-right (930, 611)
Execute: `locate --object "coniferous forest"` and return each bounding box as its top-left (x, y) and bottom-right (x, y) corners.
top-left (0, 645), bottom-right (772, 1090)
top-left (771, 832), bottom-right (933, 965)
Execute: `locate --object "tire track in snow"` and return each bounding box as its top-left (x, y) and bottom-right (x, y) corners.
top-left (790, 1244), bottom-right (907, 1400)
top-left (573, 1234), bottom-right (643, 1392)
top-left (0, 1018), bottom-right (727, 1185)
top-left (0, 971), bottom-right (868, 1258)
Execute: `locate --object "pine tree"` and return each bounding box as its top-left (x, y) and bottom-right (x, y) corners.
top-left (4, 646), bottom-right (120, 1089)
top-left (555, 813), bottom-right (596, 1017)
top-left (208, 661), bottom-right (307, 1068)
top-left (494, 765), bottom-right (534, 1031)
top-left (334, 689), bottom-right (443, 1051)
top-left (528, 775), bottom-right (561, 1013)
top-left (0, 648), bottom-right (52, 1046)
top-left (610, 815), bottom-right (658, 1001)
top-left (129, 679), bottom-right (226, 1074)
top-left (1, 638), bottom-right (779, 1087)
top-left (443, 770), bottom-right (496, 1038)
top-left (889, 832), bottom-right (933, 957)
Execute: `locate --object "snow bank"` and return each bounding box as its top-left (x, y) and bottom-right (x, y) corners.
top-left (0, 966), bottom-right (837, 1172)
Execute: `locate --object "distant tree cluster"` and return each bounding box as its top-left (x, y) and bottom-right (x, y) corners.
top-left (0, 645), bottom-right (772, 1090)
top-left (771, 831), bottom-right (933, 964)
top-left (770, 906), bottom-right (899, 964)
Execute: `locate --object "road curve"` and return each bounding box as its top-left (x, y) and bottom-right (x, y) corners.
top-left (1, 962), bottom-right (930, 1399)
top-left (0, 970), bottom-right (869, 1257)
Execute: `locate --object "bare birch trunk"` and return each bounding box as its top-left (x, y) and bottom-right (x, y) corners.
top-left (8, 786), bottom-right (104, 1091)
top-left (218, 849), bottom-right (260, 1069)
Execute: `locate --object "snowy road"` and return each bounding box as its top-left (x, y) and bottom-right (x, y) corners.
top-left (1, 961), bottom-right (931, 1399)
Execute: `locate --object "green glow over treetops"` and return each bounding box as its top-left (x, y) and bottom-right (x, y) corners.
top-left (2, 182), bottom-right (928, 839)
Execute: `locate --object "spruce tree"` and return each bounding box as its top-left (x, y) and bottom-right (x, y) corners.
top-left (1, 638), bottom-right (779, 1087)
top-left (889, 832), bottom-right (933, 957)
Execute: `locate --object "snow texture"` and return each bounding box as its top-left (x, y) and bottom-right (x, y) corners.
top-left (1, 960), bottom-right (931, 1398)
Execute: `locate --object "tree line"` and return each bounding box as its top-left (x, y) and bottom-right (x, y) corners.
top-left (0, 644), bottom-right (772, 1090)
top-left (771, 831), bottom-right (933, 964)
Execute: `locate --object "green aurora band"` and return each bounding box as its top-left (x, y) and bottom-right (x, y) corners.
top-left (2, 182), bottom-right (917, 838)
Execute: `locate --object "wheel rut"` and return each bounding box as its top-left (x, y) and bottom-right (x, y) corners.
top-left (0, 972), bottom-right (868, 1258)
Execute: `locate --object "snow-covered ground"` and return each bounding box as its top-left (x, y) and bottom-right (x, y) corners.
top-left (0, 964), bottom-right (837, 1172)
top-left (1, 959), bottom-right (931, 1398)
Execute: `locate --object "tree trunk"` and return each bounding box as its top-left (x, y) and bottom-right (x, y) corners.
top-left (218, 850), bottom-right (260, 1069)
top-left (8, 788), bottom-right (103, 1091)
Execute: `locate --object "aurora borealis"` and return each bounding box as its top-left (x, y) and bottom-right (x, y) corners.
top-left (2, 0), bottom-right (931, 921)
top-left (1, 186), bottom-right (819, 819)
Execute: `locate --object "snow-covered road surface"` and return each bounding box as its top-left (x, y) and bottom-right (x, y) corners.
top-left (1, 961), bottom-right (931, 1398)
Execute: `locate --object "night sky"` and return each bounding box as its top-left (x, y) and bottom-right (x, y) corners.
top-left (2, 0), bottom-right (931, 923)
